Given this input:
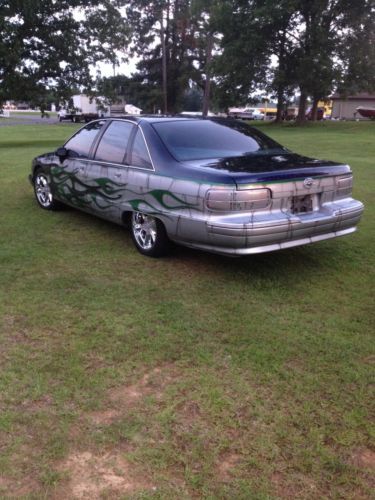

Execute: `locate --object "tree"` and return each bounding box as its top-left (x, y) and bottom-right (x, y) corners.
top-left (125, 0), bottom-right (198, 113)
top-left (96, 73), bottom-right (163, 112)
top-left (0, 0), bottom-right (129, 104)
top-left (288, 0), bottom-right (373, 122)
top-left (336, 0), bottom-right (375, 95)
top-left (213, 0), bottom-right (375, 122)
top-left (212, 0), bottom-right (284, 110)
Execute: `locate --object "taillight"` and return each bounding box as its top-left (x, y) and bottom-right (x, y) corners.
top-left (336, 175), bottom-right (353, 198)
top-left (206, 188), bottom-right (271, 211)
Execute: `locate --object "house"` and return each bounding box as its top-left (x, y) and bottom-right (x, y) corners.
top-left (331, 93), bottom-right (375, 120)
top-left (125, 104), bottom-right (142, 115)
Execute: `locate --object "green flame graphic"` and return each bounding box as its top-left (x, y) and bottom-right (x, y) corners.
top-left (50, 165), bottom-right (198, 212)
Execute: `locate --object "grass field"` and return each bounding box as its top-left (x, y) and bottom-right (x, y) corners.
top-left (0, 121), bottom-right (374, 499)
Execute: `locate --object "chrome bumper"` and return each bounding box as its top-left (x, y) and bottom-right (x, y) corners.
top-left (180, 199), bottom-right (364, 256)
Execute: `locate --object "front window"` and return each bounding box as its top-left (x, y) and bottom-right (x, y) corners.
top-left (64, 121), bottom-right (105, 158)
top-left (152, 119), bottom-right (284, 161)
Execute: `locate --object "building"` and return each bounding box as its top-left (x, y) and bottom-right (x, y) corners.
top-left (331, 93), bottom-right (375, 120)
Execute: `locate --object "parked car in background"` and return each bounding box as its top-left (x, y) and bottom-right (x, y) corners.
top-left (356, 106), bottom-right (375, 120)
top-left (306, 107), bottom-right (325, 120)
top-left (30, 117), bottom-right (364, 257)
top-left (228, 107), bottom-right (264, 120)
top-left (251, 109), bottom-right (265, 120)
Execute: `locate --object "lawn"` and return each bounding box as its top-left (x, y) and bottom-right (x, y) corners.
top-left (0, 121), bottom-right (374, 499)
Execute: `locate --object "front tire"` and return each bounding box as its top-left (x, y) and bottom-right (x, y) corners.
top-left (33, 171), bottom-right (61, 210)
top-left (130, 211), bottom-right (170, 257)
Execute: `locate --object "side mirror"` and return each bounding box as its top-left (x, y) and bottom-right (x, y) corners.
top-left (56, 147), bottom-right (68, 161)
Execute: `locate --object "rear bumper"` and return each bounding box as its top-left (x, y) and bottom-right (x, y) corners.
top-left (178, 198), bottom-right (364, 256)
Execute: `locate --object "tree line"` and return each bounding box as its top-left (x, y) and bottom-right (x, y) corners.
top-left (1, 0), bottom-right (374, 122)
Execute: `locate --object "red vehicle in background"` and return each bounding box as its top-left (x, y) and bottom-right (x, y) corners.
top-left (356, 107), bottom-right (375, 120)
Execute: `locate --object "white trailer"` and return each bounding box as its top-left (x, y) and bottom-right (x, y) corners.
top-left (58, 94), bottom-right (110, 123)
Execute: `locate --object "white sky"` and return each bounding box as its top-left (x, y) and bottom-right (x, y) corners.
top-left (93, 58), bottom-right (138, 78)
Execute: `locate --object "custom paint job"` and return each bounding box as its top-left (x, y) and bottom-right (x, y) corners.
top-left (30, 117), bottom-right (364, 256)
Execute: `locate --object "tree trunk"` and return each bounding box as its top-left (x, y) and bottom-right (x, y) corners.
top-left (275, 27), bottom-right (287, 123)
top-left (297, 90), bottom-right (308, 123)
top-left (275, 86), bottom-right (284, 122)
top-left (310, 96), bottom-right (319, 121)
top-left (161, 6), bottom-right (169, 114)
top-left (202, 33), bottom-right (214, 117)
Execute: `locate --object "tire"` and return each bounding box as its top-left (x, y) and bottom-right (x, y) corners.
top-left (130, 211), bottom-right (170, 257)
top-left (33, 170), bottom-right (61, 210)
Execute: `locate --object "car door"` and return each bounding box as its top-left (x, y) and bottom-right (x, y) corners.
top-left (52, 120), bottom-right (106, 211)
top-left (88, 120), bottom-right (136, 222)
top-left (125, 126), bottom-right (158, 212)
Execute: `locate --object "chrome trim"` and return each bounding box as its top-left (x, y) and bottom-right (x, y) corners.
top-left (179, 227), bottom-right (358, 256)
top-left (75, 157), bottom-right (154, 172)
top-left (136, 125), bottom-right (156, 171)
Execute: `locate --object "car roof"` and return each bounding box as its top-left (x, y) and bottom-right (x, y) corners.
top-left (101, 115), bottom-right (215, 125)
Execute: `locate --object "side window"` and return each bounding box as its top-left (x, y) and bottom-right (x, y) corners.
top-left (65, 121), bottom-right (105, 158)
top-left (94, 121), bottom-right (134, 164)
top-left (131, 129), bottom-right (153, 169)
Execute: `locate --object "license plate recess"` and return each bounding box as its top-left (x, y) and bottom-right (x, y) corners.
top-left (291, 194), bottom-right (313, 214)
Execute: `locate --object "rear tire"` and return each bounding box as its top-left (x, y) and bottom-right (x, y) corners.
top-left (130, 211), bottom-right (170, 257)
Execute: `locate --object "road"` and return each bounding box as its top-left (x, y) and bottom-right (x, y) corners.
top-left (0, 114), bottom-right (60, 127)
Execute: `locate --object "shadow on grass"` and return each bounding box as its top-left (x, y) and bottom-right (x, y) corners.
top-left (0, 139), bottom-right (62, 149)
top-left (45, 201), bottom-right (347, 290)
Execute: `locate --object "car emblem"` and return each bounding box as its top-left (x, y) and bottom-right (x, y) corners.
top-left (303, 177), bottom-right (314, 188)
top-left (272, 155), bottom-right (287, 162)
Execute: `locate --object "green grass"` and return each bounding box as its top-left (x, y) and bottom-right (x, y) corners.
top-left (0, 122), bottom-right (374, 499)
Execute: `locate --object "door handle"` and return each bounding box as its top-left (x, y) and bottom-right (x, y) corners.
top-left (114, 173), bottom-right (121, 178)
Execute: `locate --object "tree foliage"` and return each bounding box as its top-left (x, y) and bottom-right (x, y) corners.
top-left (0, 0), bottom-right (129, 102)
top-left (212, 0), bottom-right (375, 120)
top-left (1, 0), bottom-right (374, 118)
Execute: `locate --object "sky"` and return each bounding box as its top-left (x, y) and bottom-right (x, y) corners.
top-left (94, 58), bottom-right (138, 78)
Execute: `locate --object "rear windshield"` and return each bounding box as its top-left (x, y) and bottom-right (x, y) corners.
top-left (152, 119), bottom-right (284, 161)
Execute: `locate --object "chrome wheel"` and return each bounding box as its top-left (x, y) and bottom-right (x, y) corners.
top-left (132, 212), bottom-right (157, 251)
top-left (35, 173), bottom-right (53, 208)
top-left (130, 211), bottom-right (170, 257)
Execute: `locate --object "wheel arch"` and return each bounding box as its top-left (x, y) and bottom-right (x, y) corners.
top-left (121, 210), bottom-right (172, 235)
top-left (32, 163), bottom-right (44, 180)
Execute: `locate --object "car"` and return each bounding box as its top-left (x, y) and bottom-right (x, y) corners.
top-left (30, 116), bottom-right (364, 257)
top-left (251, 109), bottom-right (265, 120)
top-left (228, 107), bottom-right (263, 120)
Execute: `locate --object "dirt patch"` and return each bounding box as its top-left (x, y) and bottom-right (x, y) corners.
top-left (20, 394), bottom-right (53, 412)
top-left (0, 475), bottom-right (40, 497)
top-left (89, 364), bottom-right (178, 426)
top-left (351, 448), bottom-right (375, 471)
top-left (109, 366), bottom-right (174, 404)
top-left (175, 400), bottom-right (201, 428)
top-left (89, 408), bottom-right (120, 426)
top-left (362, 355), bottom-right (375, 365)
top-left (216, 452), bottom-right (241, 482)
top-left (271, 472), bottom-right (295, 498)
top-left (271, 471), bottom-right (318, 498)
top-left (57, 450), bottom-right (154, 499)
